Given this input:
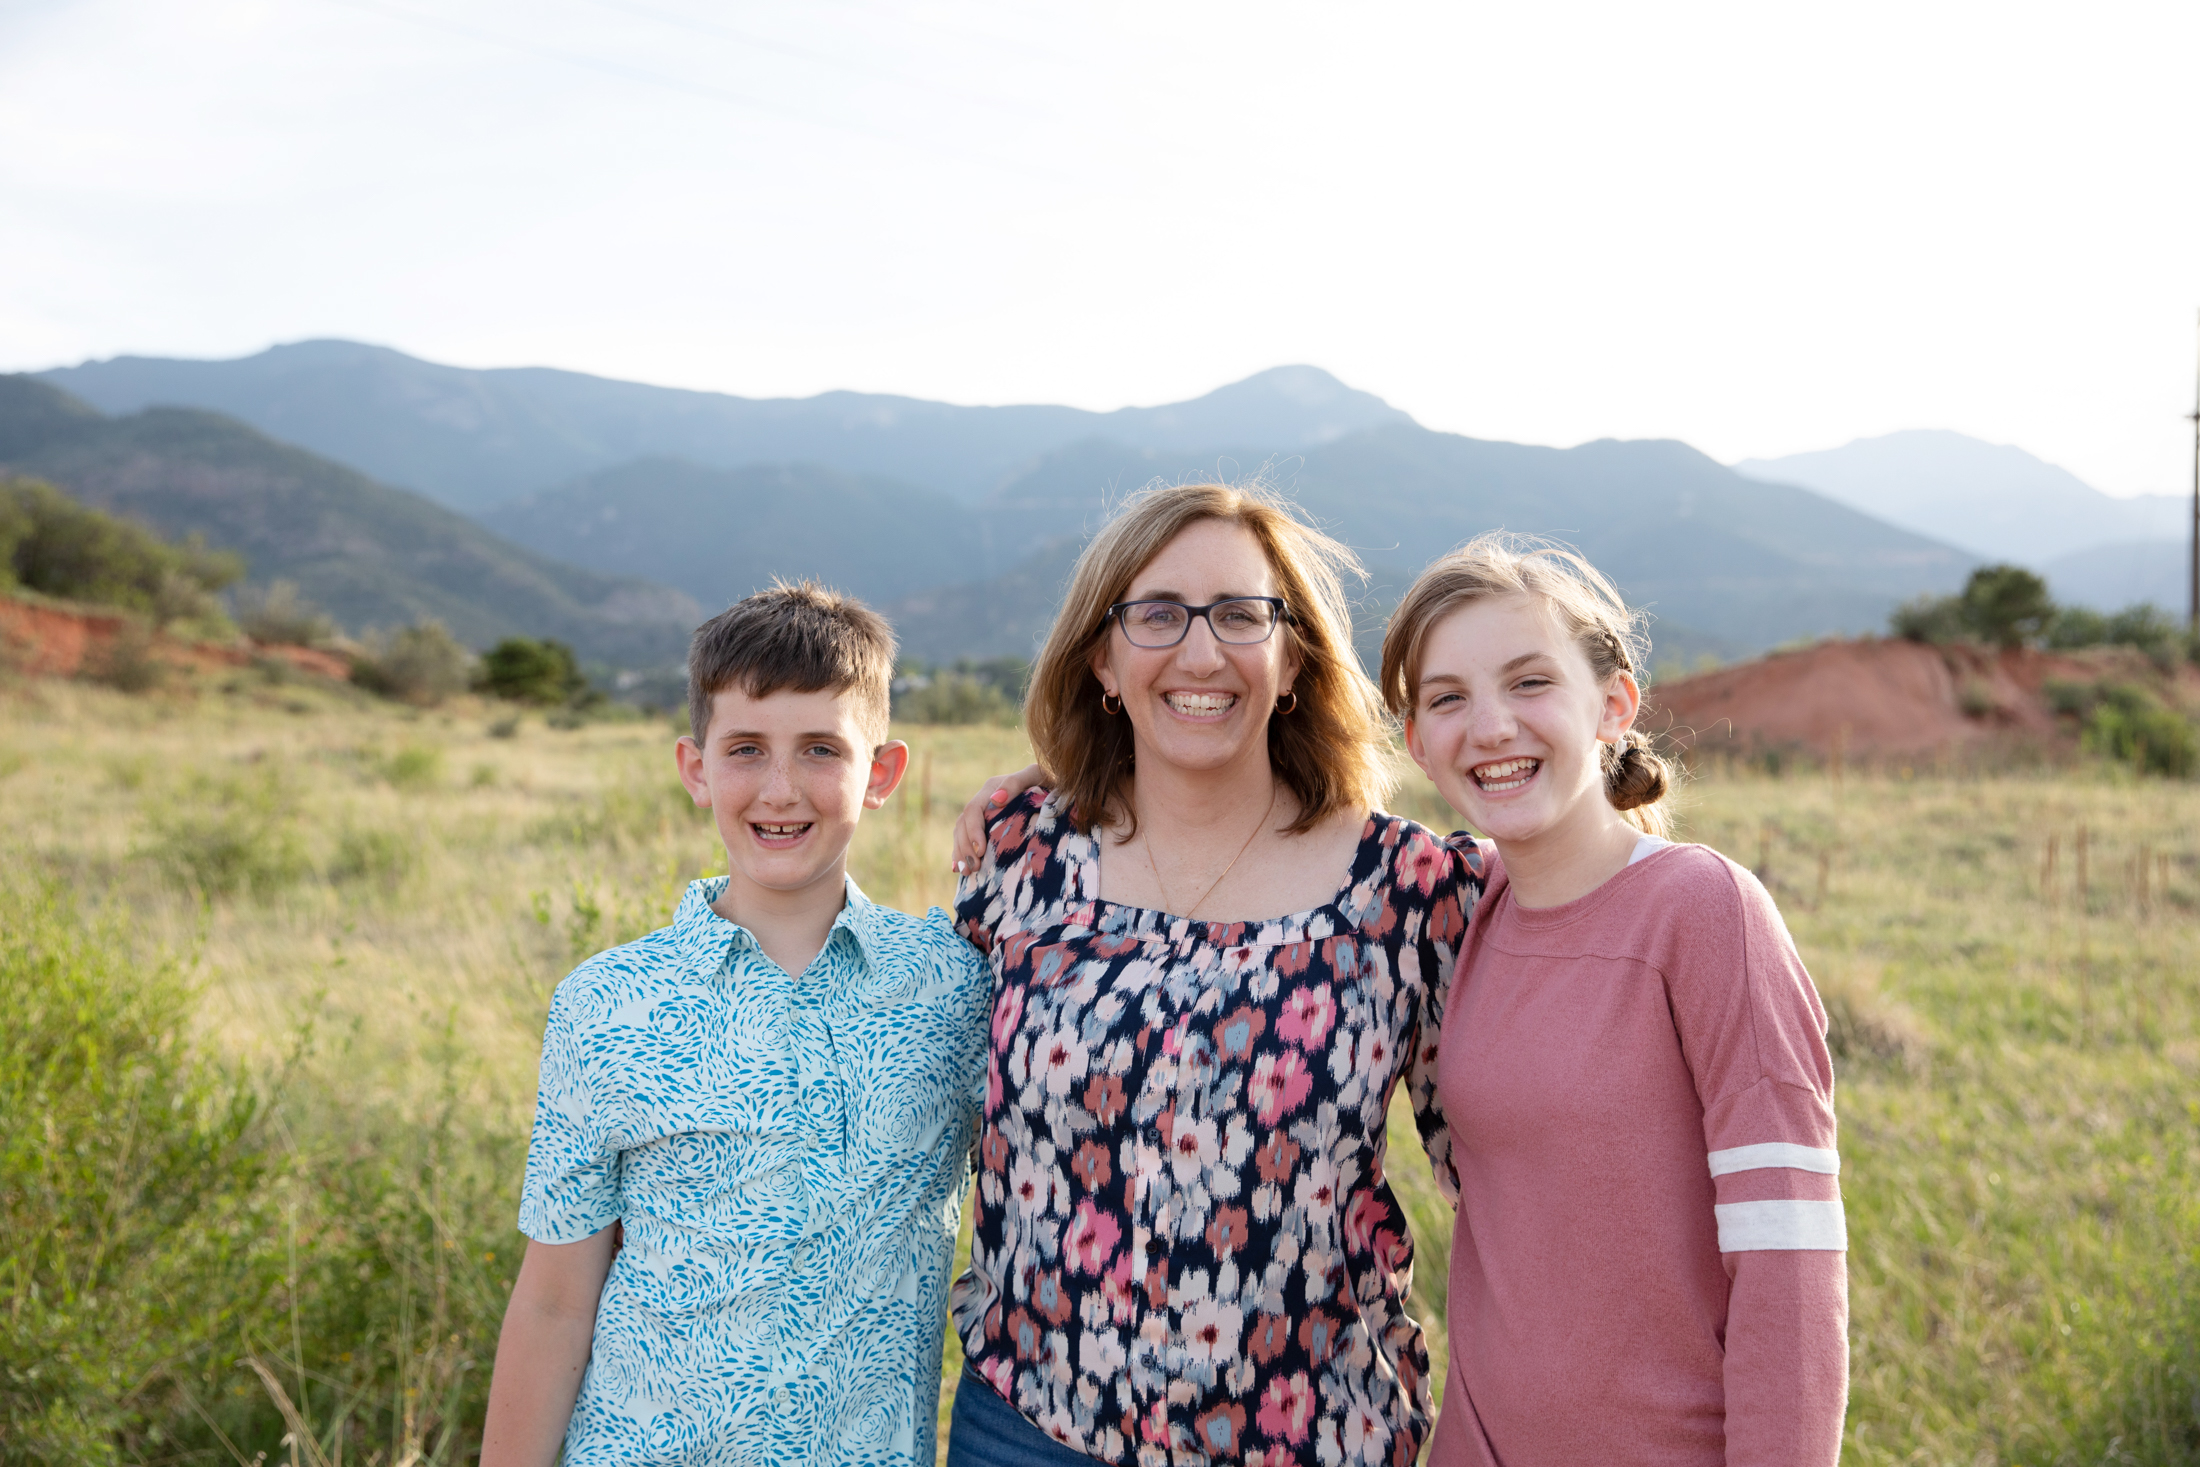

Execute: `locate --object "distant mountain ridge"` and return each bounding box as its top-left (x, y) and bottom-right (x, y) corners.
top-left (886, 429), bottom-right (1974, 665)
top-left (39, 342), bottom-right (1413, 514)
top-left (22, 342), bottom-right (2000, 666)
top-left (1735, 430), bottom-right (2186, 566)
top-left (0, 376), bottom-right (698, 666)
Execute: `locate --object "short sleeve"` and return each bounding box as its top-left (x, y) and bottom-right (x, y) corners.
top-left (953, 788), bottom-right (1048, 956)
top-left (517, 984), bottom-right (621, 1244)
top-left (1404, 830), bottom-right (1483, 1207)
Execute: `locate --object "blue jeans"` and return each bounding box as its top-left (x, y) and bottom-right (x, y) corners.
top-left (945, 1365), bottom-right (1099, 1466)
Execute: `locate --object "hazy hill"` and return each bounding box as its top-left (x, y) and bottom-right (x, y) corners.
top-left (890, 427), bottom-right (1971, 663)
top-left (1735, 430), bottom-right (2186, 565)
top-left (38, 342), bottom-right (1412, 514)
top-left (479, 458), bottom-right (982, 613)
top-left (0, 376), bottom-right (698, 665)
top-left (2040, 539), bottom-right (2191, 614)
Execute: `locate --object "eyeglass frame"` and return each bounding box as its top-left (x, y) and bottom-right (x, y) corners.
top-left (1101, 596), bottom-right (1294, 649)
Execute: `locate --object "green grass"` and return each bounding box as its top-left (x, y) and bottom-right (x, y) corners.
top-left (2, 666), bottom-right (2194, 1463)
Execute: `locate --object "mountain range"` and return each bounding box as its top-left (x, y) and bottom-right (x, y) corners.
top-left (1736, 429), bottom-right (2189, 611)
top-left (0, 376), bottom-right (698, 665)
top-left (12, 341), bottom-right (2034, 672)
top-left (39, 341), bottom-right (1411, 513)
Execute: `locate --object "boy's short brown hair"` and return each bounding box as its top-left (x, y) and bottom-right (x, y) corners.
top-left (685, 581), bottom-right (895, 745)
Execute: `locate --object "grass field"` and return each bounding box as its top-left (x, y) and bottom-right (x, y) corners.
top-left (3, 665), bottom-right (2195, 1464)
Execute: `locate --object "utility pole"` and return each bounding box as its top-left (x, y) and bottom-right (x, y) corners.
top-left (2182, 307), bottom-right (2200, 633)
top-left (2190, 309), bottom-right (2199, 634)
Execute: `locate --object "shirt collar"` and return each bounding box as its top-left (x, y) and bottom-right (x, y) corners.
top-left (671, 874), bottom-right (884, 971)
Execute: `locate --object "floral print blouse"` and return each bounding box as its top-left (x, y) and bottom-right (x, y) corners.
top-left (951, 791), bottom-right (1481, 1467)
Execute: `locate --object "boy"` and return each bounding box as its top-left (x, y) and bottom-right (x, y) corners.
top-left (482, 583), bottom-right (990, 1467)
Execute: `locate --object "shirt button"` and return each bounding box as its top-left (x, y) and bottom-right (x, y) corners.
top-left (1145, 1236), bottom-right (1165, 1257)
top-left (772, 1387), bottom-right (788, 1408)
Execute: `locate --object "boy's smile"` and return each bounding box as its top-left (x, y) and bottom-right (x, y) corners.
top-left (675, 684), bottom-right (907, 926)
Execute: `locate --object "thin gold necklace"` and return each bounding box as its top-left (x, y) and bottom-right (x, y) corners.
top-left (1143, 783), bottom-right (1278, 920)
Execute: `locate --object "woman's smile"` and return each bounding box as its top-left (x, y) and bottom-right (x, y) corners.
top-left (1162, 689), bottom-right (1238, 719)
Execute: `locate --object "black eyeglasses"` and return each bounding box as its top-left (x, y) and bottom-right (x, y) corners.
top-left (1105, 597), bottom-right (1291, 649)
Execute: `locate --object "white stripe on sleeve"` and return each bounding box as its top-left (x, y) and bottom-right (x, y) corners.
top-left (1707, 1142), bottom-right (1840, 1178)
top-left (1714, 1199), bottom-right (1848, 1252)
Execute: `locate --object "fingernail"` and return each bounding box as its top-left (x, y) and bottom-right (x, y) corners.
top-left (991, 791), bottom-right (1007, 803)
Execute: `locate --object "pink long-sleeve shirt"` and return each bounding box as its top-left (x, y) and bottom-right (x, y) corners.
top-left (1428, 840), bottom-right (1848, 1467)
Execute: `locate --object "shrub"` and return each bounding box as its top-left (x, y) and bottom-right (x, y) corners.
top-left (233, 580), bottom-right (335, 648)
top-left (378, 744), bottom-right (444, 790)
top-left (0, 878), bottom-right (275, 1462)
top-left (1890, 594), bottom-right (1965, 645)
top-left (893, 657), bottom-right (1029, 726)
top-left (2043, 678), bottom-right (2093, 717)
top-left (326, 825), bottom-right (418, 888)
top-left (81, 622), bottom-right (166, 694)
top-left (2045, 604), bottom-right (2110, 649)
top-left (2081, 683), bottom-right (2198, 778)
top-left (141, 772), bottom-right (311, 897)
top-left (1958, 564), bottom-right (2054, 649)
top-left (351, 620), bottom-right (474, 707)
top-left (0, 477), bottom-right (242, 627)
top-left (2102, 602), bottom-right (2182, 655)
top-left (898, 672), bottom-right (1018, 726)
top-left (477, 637), bottom-right (586, 706)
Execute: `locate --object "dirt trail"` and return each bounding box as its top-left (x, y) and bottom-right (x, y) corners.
top-left (0, 594), bottom-right (350, 682)
top-left (1643, 636), bottom-right (2194, 762)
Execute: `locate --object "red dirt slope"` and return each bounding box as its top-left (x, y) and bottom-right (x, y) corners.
top-left (0, 594), bottom-right (350, 682)
top-left (1643, 637), bottom-right (2194, 762)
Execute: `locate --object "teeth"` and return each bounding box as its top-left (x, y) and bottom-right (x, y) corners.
top-left (755, 823), bottom-right (810, 835)
top-left (1164, 692), bottom-right (1237, 716)
top-left (1472, 758), bottom-right (1540, 791)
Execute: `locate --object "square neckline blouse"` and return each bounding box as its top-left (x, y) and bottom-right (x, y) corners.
top-left (951, 789), bottom-right (1481, 1466)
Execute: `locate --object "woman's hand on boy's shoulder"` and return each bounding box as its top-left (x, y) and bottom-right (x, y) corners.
top-left (949, 764), bottom-right (1047, 874)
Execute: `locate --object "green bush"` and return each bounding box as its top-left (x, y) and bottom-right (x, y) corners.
top-left (0, 879), bottom-right (276, 1463)
top-left (0, 477), bottom-right (241, 629)
top-left (898, 672), bottom-right (1018, 726)
top-left (351, 620), bottom-right (474, 707)
top-left (2047, 601), bottom-right (2184, 664)
top-left (2045, 604), bottom-right (2110, 649)
top-left (1959, 564), bottom-right (2054, 649)
top-left (233, 579), bottom-right (335, 648)
top-left (81, 623), bottom-right (166, 694)
top-left (477, 637), bottom-right (586, 706)
top-left (141, 772), bottom-right (311, 898)
top-left (893, 657), bottom-right (1029, 726)
top-left (327, 826), bottom-right (419, 888)
top-left (2081, 683), bottom-right (2199, 778)
top-left (1890, 593), bottom-right (1965, 645)
top-left (378, 744), bottom-right (445, 790)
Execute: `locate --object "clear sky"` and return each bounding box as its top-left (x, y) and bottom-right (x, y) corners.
top-left (4, 0), bottom-right (2196, 497)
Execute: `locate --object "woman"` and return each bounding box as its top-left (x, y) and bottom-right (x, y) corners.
top-left (1383, 535), bottom-right (1847, 1465)
top-left (942, 483), bottom-right (1479, 1466)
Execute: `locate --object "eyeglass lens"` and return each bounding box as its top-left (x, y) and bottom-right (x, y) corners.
top-left (1117, 599), bottom-right (1279, 647)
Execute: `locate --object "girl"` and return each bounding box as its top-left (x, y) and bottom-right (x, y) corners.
top-left (1381, 534), bottom-right (1847, 1466)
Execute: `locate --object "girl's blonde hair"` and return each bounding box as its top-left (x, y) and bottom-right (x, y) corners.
top-left (1026, 480), bottom-right (1393, 837)
top-left (1378, 533), bottom-right (1674, 837)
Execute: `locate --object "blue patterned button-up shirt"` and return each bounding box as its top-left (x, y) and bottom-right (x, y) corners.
top-left (519, 876), bottom-right (991, 1466)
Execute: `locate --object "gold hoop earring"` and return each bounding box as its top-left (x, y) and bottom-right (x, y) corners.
top-left (1101, 690), bottom-right (1123, 716)
top-left (1275, 690), bottom-right (1298, 715)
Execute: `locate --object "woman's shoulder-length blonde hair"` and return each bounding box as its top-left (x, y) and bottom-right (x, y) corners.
top-left (1024, 479), bottom-right (1393, 837)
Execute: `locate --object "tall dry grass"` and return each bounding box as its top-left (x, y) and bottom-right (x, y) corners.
top-left (3, 664), bottom-right (2195, 1462)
